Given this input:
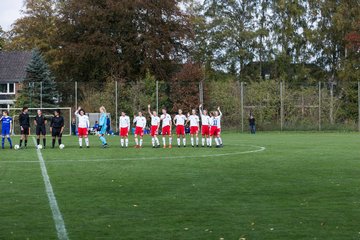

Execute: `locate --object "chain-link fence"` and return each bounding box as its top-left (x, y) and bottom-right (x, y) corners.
top-left (6, 80), bottom-right (360, 133)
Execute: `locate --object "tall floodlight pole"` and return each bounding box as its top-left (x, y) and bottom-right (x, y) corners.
top-left (240, 82), bottom-right (244, 132)
top-left (280, 81), bottom-right (284, 131)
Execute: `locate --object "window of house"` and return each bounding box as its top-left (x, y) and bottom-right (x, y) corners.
top-left (0, 83), bottom-right (16, 94)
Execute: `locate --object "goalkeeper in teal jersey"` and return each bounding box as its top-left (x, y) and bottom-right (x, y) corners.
top-left (1, 110), bottom-right (13, 149)
top-left (98, 106), bottom-right (108, 148)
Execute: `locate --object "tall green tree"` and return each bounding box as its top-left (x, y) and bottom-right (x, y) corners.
top-left (16, 49), bottom-right (58, 108)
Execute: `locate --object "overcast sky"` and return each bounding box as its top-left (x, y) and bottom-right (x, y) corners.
top-left (0, 0), bottom-right (24, 31)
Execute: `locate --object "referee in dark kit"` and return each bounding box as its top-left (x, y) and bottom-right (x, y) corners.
top-left (34, 109), bottom-right (47, 148)
top-left (50, 109), bottom-right (64, 148)
top-left (19, 106), bottom-right (30, 148)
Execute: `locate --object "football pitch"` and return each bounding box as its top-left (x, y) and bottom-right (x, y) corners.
top-left (1, 132), bottom-right (360, 240)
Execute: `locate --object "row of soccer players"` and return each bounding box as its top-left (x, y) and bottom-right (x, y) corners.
top-left (81, 104), bottom-right (223, 149)
top-left (0, 107), bottom-right (65, 149)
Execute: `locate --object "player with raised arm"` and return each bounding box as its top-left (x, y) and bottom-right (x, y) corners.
top-left (186, 109), bottom-right (200, 147)
top-left (1, 110), bottom-right (13, 149)
top-left (75, 107), bottom-right (90, 148)
top-left (98, 106), bottom-right (108, 148)
top-left (19, 106), bottom-right (30, 148)
top-left (160, 108), bottom-right (172, 148)
top-left (119, 112), bottom-right (130, 148)
top-left (173, 109), bottom-right (187, 147)
top-left (148, 105), bottom-right (161, 148)
top-left (50, 109), bottom-right (64, 148)
top-left (210, 107), bottom-right (223, 148)
top-left (133, 111), bottom-right (146, 148)
top-left (199, 104), bottom-right (211, 147)
top-left (34, 109), bottom-right (47, 149)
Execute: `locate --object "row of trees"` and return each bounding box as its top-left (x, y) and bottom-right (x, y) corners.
top-left (0, 0), bottom-right (359, 126)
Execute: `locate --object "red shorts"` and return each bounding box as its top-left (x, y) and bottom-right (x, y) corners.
top-left (135, 126), bottom-right (144, 136)
top-left (190, 126), bottom-right (199, 135)
top-left (210, 126), bottom-right (221, 137)
top-left (201, 125), bottom-right (210, 136)
top-left (120, 127), bottom-right (129, 137)
top-left (176, 125), bottom-right (185, 136)
top-left (150, 126), bottom-right (158, 137)
top-left (162, 125), bottom-right (171, 136)
top-left (78, 127), bottom-right (88, 137)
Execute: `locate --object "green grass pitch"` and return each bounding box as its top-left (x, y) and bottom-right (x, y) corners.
top-left (1, 132), bottom-right (360, 239)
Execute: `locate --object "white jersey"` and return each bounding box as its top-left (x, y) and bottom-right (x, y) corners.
top-left (151, 116), bottom-right (160, 126)
top-left (160, 113), bottom-right (172, 127)
top-left (119, 116), bottom-right (130, 129)
top-left (200, 114), bottom-right (211, 126)
top-left (213, 116), bottom-right (222, 128)
top-left (188, 115), bottom-right (199, 127)
top-left (75, 112), bottom-right (90, 128)
top-left (174, 114), bottom-right (187, 126)
top-left (133, 116), bottom-right (146, 128)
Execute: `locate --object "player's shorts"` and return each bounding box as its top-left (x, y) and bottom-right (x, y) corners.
top-left (201, 125), bottom-right (210, 136)
top-left (99, 126), bottom-right (106, 135)
top-left (36, 126), bottom-right (46, 136)
top-left (190, 126), bottom-right (199, 135)
top-left (2, 128), bottom-right (10, 136)
top-left (120, 127), bottom-right (129, 137)
top-left (162, 125), bottom-right (171, 136)
top-left (78, 127), bottom-right (88, 137)
top-left (21, 126), bottom-right (30, 135)
top-left (210, 126), bottom-right (221, 137)
top-left (52, 127), bottom-right (62, 137)
top-left (176, 125), bottom-right (185, 136)
top-left (134, 126), bottom-right (144, 136)
top-left (150, 126), bottom-right (158, 137)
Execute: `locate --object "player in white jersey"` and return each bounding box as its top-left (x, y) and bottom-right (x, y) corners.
top-left (75, 107), bottom-right (90, 148)
top-left (133, 112), bottom-right (147, 148)
top-left (186, 109), bottom-right (200, 147)
top-left (210, 107), bottom-right (223, 148)
top-left (160, 108), bottom-right (172, 148)
top-left (173, 109), bottom-right (187, 147)
top-left (148, 105), bottom-right (161, 148)
top-left (119, 112), bottom-right (130, 148)
top-left (199, 104), bottom-right (211, 147)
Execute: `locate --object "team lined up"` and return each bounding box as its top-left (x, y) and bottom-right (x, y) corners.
top-left (94, 104), bottom-right (223, 149)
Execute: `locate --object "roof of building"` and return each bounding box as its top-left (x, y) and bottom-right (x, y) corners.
top-left (0, 51), bottom-right (32, 83)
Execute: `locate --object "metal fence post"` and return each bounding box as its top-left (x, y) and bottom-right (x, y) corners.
top-left (330, 82), bottom-right (334, 125)
top-left (240, 82), bottom-right (244, 132)
top-left (358, 81), bottom-right (360, 132)
top-left (115, 81), bottom-right (118, 132)
top-left (156, 80), bottom-right (159, 113)
top-left (75, 81), bottom-right (78, 109)
top-left (280, 81), bottom-right (284, 131)
top-left (318, 81), bottom-right (321, 131)
top-left (40, 81), bottom-right (43, 109)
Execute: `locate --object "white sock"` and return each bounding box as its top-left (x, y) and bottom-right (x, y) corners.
top-left (135, 138), bottom-right (138, 146)
top-left (183, 138), bottom-right (186, 146)
top-left (177, 138), bottom-right (180, 146)
top-left (191, 137), bottom-right (194, 146)
top-left (152, 137), bottom-right (155, 146)
top-left (218, 137), bottom-right (222, 145)
top-left (169, 137), bottom-right (172, 145)
top-left (209, 138), bottom-right (212, 146)
top-left (79, 138), bottom-right (82, 147)
top-left (85, 138), bottom-right (89, 147)
top-left (125, 138), bottom-right (128, 147)
top-left (163, 137), bottom-right (166, 146)
top-left (202, 138), bottom-right (205, 146)
top-left (155, 137), bottom-right (159, 145)
top-left (121, 139), bottom-right (124, 147)
top-left (196, 137), bottom-right (199, 145)
top-left (215, 138), bottom-right (219, 146)
top-left (140, 139), bottom-right (143, 146)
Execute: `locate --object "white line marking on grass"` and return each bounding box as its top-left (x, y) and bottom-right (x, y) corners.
top-left (32, 137), bottom-right (69, 240)
top-left (44, 145), bottom-right (266, 163)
